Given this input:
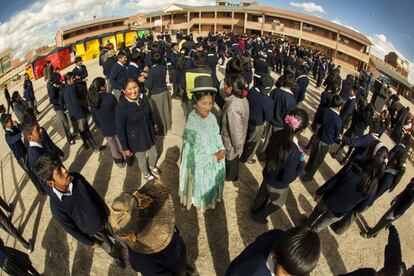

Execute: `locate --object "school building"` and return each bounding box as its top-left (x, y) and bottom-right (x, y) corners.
top-left (136, 1), bottom-right (372, 72)
top-left (55, 17), bottom-right (128, 47)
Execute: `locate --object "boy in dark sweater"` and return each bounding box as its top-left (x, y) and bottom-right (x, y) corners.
top-left (302, 95), bottom-right (343, 182)
top-left (21, 118), bottom-right (64, 195)
top-left (35, 154), bottom-right (126, 268)
top-left (110, 52), bottom-right (129, 101)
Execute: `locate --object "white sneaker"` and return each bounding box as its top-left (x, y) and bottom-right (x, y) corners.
top-left (149, 167), bottom-right (161, 177)
top-left (144, 174), bottom-right (155, 181)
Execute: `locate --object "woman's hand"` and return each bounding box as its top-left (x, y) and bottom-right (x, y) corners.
top-left (123, 150), bottom-right (133, 157)
top-left (215, 150), bottom-right (225, 162)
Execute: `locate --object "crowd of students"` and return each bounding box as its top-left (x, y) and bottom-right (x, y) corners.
top-left (0, 31), bottom-right (413, 275)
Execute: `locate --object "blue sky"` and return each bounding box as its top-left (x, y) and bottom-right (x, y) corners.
top-left (0, 0), bottom-right (412, 81)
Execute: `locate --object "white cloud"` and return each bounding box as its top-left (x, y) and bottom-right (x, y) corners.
top-left (289, 2), bottom-right (326, 14)
top-left (0, 0), bottom-right (123, 60)
top-left (368, 33), bottom-right (414, 84)
top-left (331, 18), bottom-right (360, 33)
top-left (125, 0), bottom-right (214, 11)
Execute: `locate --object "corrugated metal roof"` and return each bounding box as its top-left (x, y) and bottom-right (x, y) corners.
top-left (371, 58), bottom-right (413, 89)
top-left (59, 17), bottom-right (126, 33)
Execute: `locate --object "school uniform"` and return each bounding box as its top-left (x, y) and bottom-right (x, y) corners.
top-left (116, 94), bottom-right (157, 177)
top-left (295, 74), bottom-right (309, 102)
top-left (306, 165), bottom-right (376, 232)
top-left (4, 126), bottom-right (28, 173)
top-left (225, 229), bottom-right (283, 276)
top-left (110, 62), bottom-right (129, 101)
top-left (50, 172), bottom-right (124, 260)
top-left (283, 55), bottom-right (295, 73)
top-left (253, 58), bottom-right (268, 87)
top-left (13, 101), bottom-right (30, 123)
top-left (128, 230), bottom-right (187, 275)
top-left (303, 108), bottom-right (342, 180)
top-left (340, 96), bottom-right (357, 129)
top-left (48, 83), bottom-right (72, 142)
top-left (145, 63), bottom-right (171, 135)
top-left (169, 51), bottom-right (180, 97)
top-left (366, 178), bottom-right (414, 237)
top-left (207, 53), bottom-right (219, 88)
top-left (0, 238), bottom-right (39, 275)
top-left (251, 132), bottom-right (304, 221)
top-left (240, 87), bottom-right (273, 163)
top-left (316, 62), bottom-right (326, 87)
top-left (23, 79), bottom-right (36, 110)
top-left (72, 65), bottom-right (88, 102)
top-left (241, 70), bottom-right (253, 87)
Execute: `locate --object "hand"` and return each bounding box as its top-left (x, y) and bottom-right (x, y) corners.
top-left (123, 150), bottom-right (133, 157)
top-left (12, 120), bottom-right (18, 126)
top-left (92, 242), bottom-right (100, 249)
top-left (313, 194), bottom-right (321, 203)
top-left (215, 150), bottom-right (225, 162)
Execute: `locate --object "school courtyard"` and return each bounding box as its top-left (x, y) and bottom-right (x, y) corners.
top-left (0, 58), bottom-right (413, 276)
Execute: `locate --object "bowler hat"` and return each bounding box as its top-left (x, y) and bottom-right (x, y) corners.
top-left (110, 180), bottom-right (175, 254)
top-left (191, 75), bottom-right (217, 94)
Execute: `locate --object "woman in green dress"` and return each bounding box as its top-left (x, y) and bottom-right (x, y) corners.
top-left (179, 75), bottom-right (226, 211)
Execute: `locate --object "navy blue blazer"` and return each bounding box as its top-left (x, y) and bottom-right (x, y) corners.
top-left (343, 133), bottom-right (379, 160)
top-left (263, 131), bottom-right (304, 189)
top-left (72, 65), bottom-right (88, 82)
top-left (48, 84), bottom-right (61, 111)
top-left (269, 87), bottom-right (297, 128)
top-left (63, 84), bottom-right (86, 120)
top-left (145, 64), bottom-right (168, 95)
top-left (295, 75), bottom-right (309, 102)
top-left (90, 92), bottom-right (118, 137)
top-left (126, 63), bottom-right (141, 79)
top-left (246, 87), bottom-right (273, 126)
top-left (110, 62), bottom-right (129, 90)
top-left (50, 172), bottom-right (109, 246)
top-left (241, 70), bottom-right (253, 86)
top-left (225, 229), bottom-right (283, 276)
top-left (116, 94), bottom-right (156, 153)
top-left (23, 79), bottom-right (35, 102)
top-left (315, 108), bottom-right (342, 145)
top-left (253, 58), bottom-right (268, 76)
top-left (317, 165), bottom-right (376, 217)
top-left (340, 97), bottom-right (357, 120)
top-left (4, 126), bottom-right (26, 159)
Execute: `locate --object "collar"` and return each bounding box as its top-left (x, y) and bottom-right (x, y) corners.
top-left (265, 253), bottom-right (276, 276)
top-left (371, 133), bottom-right (380, 140)
top-left (29, 141), bottom-right (43, 148)
top-left (398, 143), bottom-right (406, 149)
top-left (296, 74), bottom-right (307, 80)
top-left (349, 96), bottom-right (356, 100)
top-left (117, 61), bottom-right (125, 67)
top-left (280, 86), bottom-right (294, 95)
top-left (76, 65), bottom-right (81, 70)
top-left (53, 182), bottom-right (73, 201)
top-left (384, 168), bottom-right (398, 175)
top-left (125, 93), bottom-right (144, 105)
top-left (330, 108), bottom-right (340, 115)
top-left (5, 127), bottom-right (12, 132)
top-left (129, 62), bottom-right (139, 68)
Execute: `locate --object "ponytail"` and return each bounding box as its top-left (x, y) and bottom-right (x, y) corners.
top-left (224, 74), bottom-right (247, 98)
top-left (88, 77), bottom-right (106, 108)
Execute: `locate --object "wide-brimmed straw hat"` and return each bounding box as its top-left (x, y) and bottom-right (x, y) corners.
top-left (109, 180), bottom-right (175, 254)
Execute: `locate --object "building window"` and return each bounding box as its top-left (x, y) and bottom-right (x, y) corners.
top-left (222, 25), bottom-right (231, 30)
top-left (339, 36), bottom-right (349, 44)
top-left (303, 23), bottom-right (315, 32)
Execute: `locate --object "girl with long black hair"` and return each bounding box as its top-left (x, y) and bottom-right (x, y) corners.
top-left (251, 108), bottom-right (309, 224)
top-left (88, 77), bottom-right (126, 167)
top-left (306, 140), bottom-right (388, 232)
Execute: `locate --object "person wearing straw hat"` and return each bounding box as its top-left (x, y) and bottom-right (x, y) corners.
top-left (179, 75), bottom-right (225, 211)
top-left (110, 180), bottom-right (191, 275)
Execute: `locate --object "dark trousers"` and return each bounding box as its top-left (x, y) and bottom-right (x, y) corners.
top-left (0, 208), bottom-right (30, 249)
top-left (306, 199), bottom-right (340, 233)
top-left (6, 99), bottom-right (13, 113)
top-left (169, 70), bottom-right (178, 98)
top-left (316, 73), bottom-right (324, 87)
top-left (225, 157), bottom-right (239, 181)
top-left (304, 137), bottom-right (331, 179)
top-left (251, 181), bottom-right (285, 221)
top-left (367, 208), bottom-right (395, 237)
top-left (275, 59), bottom-right (283, 73)
top-left (94, 222), bottom-right (124, 260)
top-left (330, 211), bottom-right (357, 235)
top-left (55, 110), bottom-right (72, 142)
top-left (240, 124), bottom-right (265, 162)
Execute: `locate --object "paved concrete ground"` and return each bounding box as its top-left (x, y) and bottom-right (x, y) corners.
top-left (0, 58), bottom-right (413, 276)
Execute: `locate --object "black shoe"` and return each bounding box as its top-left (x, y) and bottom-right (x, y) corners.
top-left (69, 139), bottom-right (76, 145)
top-left (115, 257), bottom-right (126, 269)
top-left (251, 213), bottom-right (268, 224)
top-left (330, 152), bottom-right (338, 159)
top-left (82, 143), bottom-right (89, 150)
top-left (27, 239), bottom-right (34, 253)
top-left (247, 159), bottom-right (257, 164)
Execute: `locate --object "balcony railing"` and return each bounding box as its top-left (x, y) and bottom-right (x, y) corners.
top-left (337, 43), bottom-right (369, 63)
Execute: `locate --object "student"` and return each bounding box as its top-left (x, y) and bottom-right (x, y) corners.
top-left (3, 84), bottom-right (13, 113)
top-left (23, 73), bottom-right (38, 115)
top-left (103, 49), bottom-right (117, 91)
top-left (251, 109), bottom-right (308, 224)
top-left (294, 65), bottom-right (309, 103)
top-left (0, 238), bottom-right (39, 275)
top-left (261, 73), bottom-right (297, 158)
top-left (1, 113), bottom-right (29, 174)
top-left (168, 43), bottom-right (180, 98)
top-left (240, 52), bottom-right (253, 88)
top-left (207, 45), bottom-right (219, 89)
top-left (64, 72), bottom-right (100, 151)
top-left (225, 226), bottom-right (321, 276)
top-left (240, 74), bottom-right (274, 164)
top-left (11, 91), bottom-right (30, 123)
top-left (48, 68), bottom-right (75, 145)
top-left (221, 75), bottom-right (249, 181)
top-left (316, 58), bottom-right (326, 88)
top-left (144, 51), bottom-right (171, 135)
top-left (21, 118), bottom-right (63, 195)
top-left (253, 51), bottom-right (269, 87)
top-left (88, 77), bottom-right (126, 168)
top-left (116, 78), bottom-right (160, 181)
top-left (302, 95), bottom-right (343, 182)
top-left (110, 180), bottom-right (190, 275)
top-left (179, 75), bottom-right (225, 211)
top-left (109, 51), bottom-right (129, 101)
top-left (363, 177), bottom-right (414, 238)
top-left (375, 109), bottom-right (391, 138)
top-left (339, 86), bottom-right (357, 131)
top-left (341, 225), bottom-right (407, 276)
top-left (72, 56), bottom-right (88, 102)
top-left (35, 154), bottom-right (126, 268)
top-left (306, 141), bottom-right (388, 232)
